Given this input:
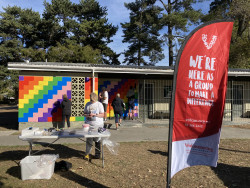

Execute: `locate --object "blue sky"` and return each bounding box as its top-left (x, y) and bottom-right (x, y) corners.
top-left (0, 0), bottom-right (212, 66)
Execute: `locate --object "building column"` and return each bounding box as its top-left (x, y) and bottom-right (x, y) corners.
top-left (92, 69), bottom-right (95, 93)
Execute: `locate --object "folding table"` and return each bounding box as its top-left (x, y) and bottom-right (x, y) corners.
top-left (19, 129), bottom-right (111, 167)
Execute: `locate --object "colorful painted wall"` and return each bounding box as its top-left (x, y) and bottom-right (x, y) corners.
top-left (85, 77), bottom-right (99, 104)
top-left (98, 79), bottom-right (139, 118)
top-left (18, 76), bottom-right (97, 123)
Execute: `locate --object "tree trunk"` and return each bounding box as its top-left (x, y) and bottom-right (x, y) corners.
top-left (138, 40), bottom-right (141, 66)
top-left (168, 0), bottom-right (173, 66)
top-left (168, 25), bottom-right (173, 66)
top-left (237, 16), bottom-right (247, 37)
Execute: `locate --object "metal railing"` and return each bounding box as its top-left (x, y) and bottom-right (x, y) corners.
top-left (137, 79), bottom-right (250, 124)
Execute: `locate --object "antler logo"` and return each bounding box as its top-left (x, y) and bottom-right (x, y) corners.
top-left (202, 34), bottom-right (217, 49)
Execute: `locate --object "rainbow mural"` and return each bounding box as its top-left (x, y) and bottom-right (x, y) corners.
top-left (85, 77), bottom-right (99, 104)
top-left (18, 76), bottom-right (137, 123)
top-left (19, 76), bottom-right (71, 122)
top-left (98, 79), bottom-right (138, 118)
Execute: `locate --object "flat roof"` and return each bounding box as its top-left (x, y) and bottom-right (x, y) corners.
top-left (8, 62), bottom-right (250, 77)
top-left (8, 62), bottom-right (174, 75)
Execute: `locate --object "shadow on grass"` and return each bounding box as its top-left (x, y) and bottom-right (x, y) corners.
top-left (6, 166), bottom-right (20, 179)
top-left (6, 162), bottom-right (108, 188)
top-left (5, 166), bottom-right (106, 188)
top-left (32, 142), bottom-right (84, 158)
top-left (211, 163), bottom-right (250, 188)
top-left (55, 170), bottom-right (109, 188)
top-left (0, 111), bottom-right (18, 130)
top-left (148, 149), bottom-right (168, 156)
top-left (4, 147), bottom-right (108, 187)
top-left (0, 176), bottom-right (8, 187)
top-left (0, 150), bottom-right (27, 161)
top-left (6, 165), bottom-right (108, 187)
top-left (219, 147), bottom-right (250, 154)
top-left (147, 149), bottom-right (250, 187)
top-left (0, 144), bottom-right (84, 161)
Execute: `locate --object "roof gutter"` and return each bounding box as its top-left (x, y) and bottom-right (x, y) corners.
top-left (8, 63), bottom-right (173, 75)
top-left (8, 62), bottom-right (250, 76)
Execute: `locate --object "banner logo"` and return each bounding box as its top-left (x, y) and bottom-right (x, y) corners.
top-left (202, 34), bottom-right (217, 49)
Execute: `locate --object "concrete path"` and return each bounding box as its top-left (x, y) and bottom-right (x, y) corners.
top-left (0, 125), bottom-right (250, 146)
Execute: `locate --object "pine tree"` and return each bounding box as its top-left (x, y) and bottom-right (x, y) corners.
top-left (74, 0), bottom-right (119, 64)
top-left (0, 6), bottom-right (43, 65)
top-left (122, 0), bottom-right (164, 66)
top-left (159, 0), bottom-right (203, 66)
top-left (42, 0), bottom-right (74, 47)
top-left (0, 6), bottom-right (42, 101)
top-left (202, 0), bottom-right (250, 68)
top-left (42, 0), bottom-right (119, 64)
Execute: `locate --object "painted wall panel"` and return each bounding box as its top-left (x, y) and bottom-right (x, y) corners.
top-left (98, 78), bottom-right (139, 118)
top-left (19, 76), bottom-right (72, 122)
top-left (19, 76), bottom-right (138, 123)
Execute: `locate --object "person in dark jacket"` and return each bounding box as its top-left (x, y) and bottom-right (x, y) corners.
top-left (61, 94), bottom-right (72, 128)
top-left (126, 86), bottom-right (135, 120)
top-left (112, 93), bottom-right (125, 130)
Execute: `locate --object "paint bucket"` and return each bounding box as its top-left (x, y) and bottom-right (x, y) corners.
top-left (82, 124), bottom-right (90, 132)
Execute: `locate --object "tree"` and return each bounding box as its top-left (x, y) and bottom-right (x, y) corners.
top-left (0, 6), bottom-right (43, 65)
top-left (0, 65), bottom-right (19, 103)
top-left (20, 48), bottom-right (46, 62)
top-left (122, 0), bottom-right (164, 66)
top-left (0, 6), bottom-right (44, 101)
top-left (42, 0), bottom-right (119, 64)
top-left (202, 0), bottom-right (250, 68)
top-left (42, 0), bottom-right (74, 47)
top-left (158, 0), bottom-right (203, 66)
top-left (229, 0), bottom-right (250, 68)
top-left (47, 40), bottom-right (102, 64)
top-left (0, 1), bottom-right (120, 99)
top-left (74, 0), bottom-right (119, 64)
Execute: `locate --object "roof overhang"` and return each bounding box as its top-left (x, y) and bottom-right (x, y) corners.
top-left (228, 68), bottom-right (250, 77)
top-left (8, 62), bottom-right (174, 75)
top-left (8, 62), bottom-right (250, 77)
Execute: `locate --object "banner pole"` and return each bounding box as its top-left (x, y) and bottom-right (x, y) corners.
top-left (165, 17), bottom-right (194, 185)
top-left (166, 108), bottom-right (173, 188)
top-left (166, 64), bottom-right (179, 188)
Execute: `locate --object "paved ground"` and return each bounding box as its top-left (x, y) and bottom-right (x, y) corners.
top-left (0, 104), bottom-right (250, 146)
top-left (0, 124), bottom-right (250, 146)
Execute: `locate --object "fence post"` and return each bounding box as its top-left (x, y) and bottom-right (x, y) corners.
top-left (231, 80), bottom-right (233, 121)
top-left (143, 79), bottom-right (145, 123)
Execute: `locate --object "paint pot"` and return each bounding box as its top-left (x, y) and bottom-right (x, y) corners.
top-left (82, 124), bottom-right (90, 132)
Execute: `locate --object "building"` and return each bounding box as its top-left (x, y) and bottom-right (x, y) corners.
top-left (8, 62), bottom-right (250, 129)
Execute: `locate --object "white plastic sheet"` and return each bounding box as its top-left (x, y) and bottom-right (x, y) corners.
top-left (37, 154), bottom-right (59, 168)
top-left (103, 140), bottom-right (120, 155)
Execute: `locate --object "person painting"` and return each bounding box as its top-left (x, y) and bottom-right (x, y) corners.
top-left (83, 92), bottom-right (104, 160)
top-left (126, 86), bottom-right (135, 120)
top-left (61, 94), bottom-right (72, 128)
top-left (112, 93), bottom-right (125, 130)
top-left (99, 86), bottom-right (109, 121)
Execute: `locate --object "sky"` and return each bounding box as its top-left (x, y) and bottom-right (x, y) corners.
top-left (0, 0), bottom-right (212, 66)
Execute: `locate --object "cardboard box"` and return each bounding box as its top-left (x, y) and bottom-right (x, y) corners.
top-left (20, 155), bottom-right (57, 180)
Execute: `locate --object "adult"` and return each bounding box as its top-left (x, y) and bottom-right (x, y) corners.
top-left (112, 93), bottom-right (125, 130)
top-left (99, 87), bottom-right (109, 121)
top-left (126, 86), bottom-right (135, 120)
top-left (61, 94), bottom-right (72, 128)
top-left (83, 92), bottom-right (104, 160)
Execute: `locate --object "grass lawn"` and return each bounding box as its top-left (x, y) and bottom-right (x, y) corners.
top-left (0, 140), bottom-right (249, 188)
